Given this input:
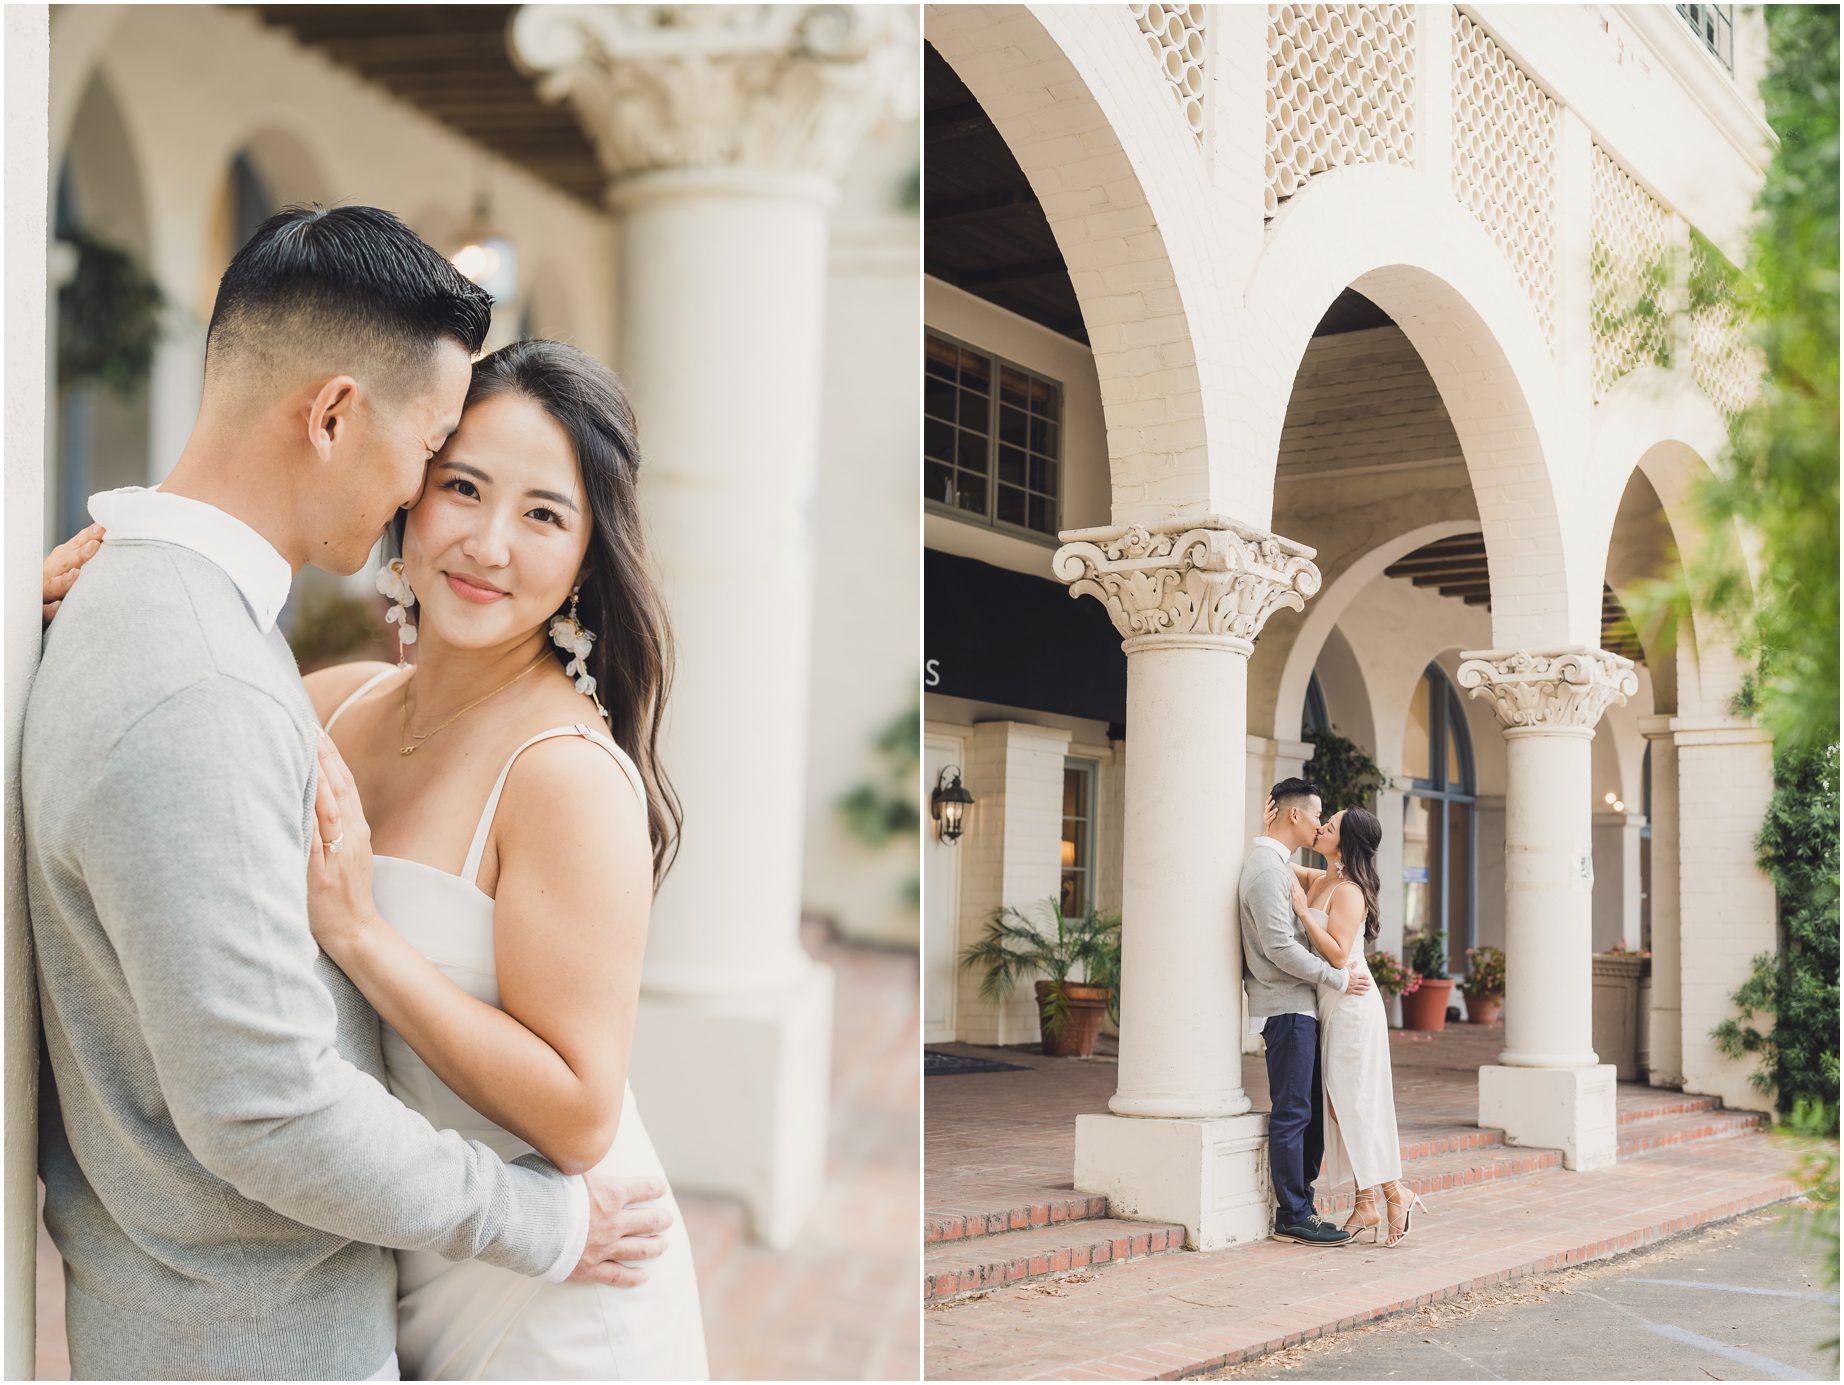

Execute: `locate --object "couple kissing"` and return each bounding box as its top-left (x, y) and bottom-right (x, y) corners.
top-left (1239, 778), bottom-right (1429, 1248)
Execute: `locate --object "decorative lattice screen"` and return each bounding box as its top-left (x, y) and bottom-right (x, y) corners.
top-left (1263, 4), bottom-right (1417, 217)
top-left (1451, 10), bottom-right (1558, 348)
top-left (1589, 145), bottom-right (1671, 398)
top-left (1133, 4), bottom-right (1208, 145)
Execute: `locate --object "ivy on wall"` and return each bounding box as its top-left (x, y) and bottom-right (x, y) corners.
top-left (57, 231), bottom-right (164, 395)
top-left (1303, 725), bottom-right (1385, 813)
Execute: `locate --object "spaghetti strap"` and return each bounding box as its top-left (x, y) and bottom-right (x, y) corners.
top-left (461, 725), bottom-right (645, 890)
top-left (323, 667), bottom-right (401, 732)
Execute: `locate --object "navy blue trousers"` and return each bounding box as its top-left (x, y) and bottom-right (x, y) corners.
top-left (1263, 1012), bottom-right (1325, 1228)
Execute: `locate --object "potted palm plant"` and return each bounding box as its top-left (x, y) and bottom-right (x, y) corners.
top-left (960, 899), bottom-right (1122, 1058)
top-left (1401, 928), bottom-right (1454, 1031)
top-left (1460, 944), bottom-right (1506, 1025)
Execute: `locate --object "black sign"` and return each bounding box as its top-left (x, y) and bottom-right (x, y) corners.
top-left (924, 548), bottom-right (1127, 730)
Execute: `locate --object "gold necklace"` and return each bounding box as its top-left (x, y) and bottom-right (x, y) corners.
top-left (400, 652), bottom-right (550, 756)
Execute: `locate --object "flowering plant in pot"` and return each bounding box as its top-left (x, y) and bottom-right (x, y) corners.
top-left (959, 899), bottom-right (1122, 1058)
top-left (1401, 928), bottom-right (1455, 1031)
top-left (1460, 944), bottom-right (1506, 1024)
top-left (1366, 950), bottom-right (1419, 999)
top-left (1367, 950), bottom-right (1420, 1029)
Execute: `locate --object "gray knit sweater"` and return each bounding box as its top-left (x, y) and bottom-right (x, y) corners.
top-left (25, 541), bottom-right (578, 1380)
top-left (1239, 846), bottom-right (1347, 1018)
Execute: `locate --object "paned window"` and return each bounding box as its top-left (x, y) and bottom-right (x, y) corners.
top-left (1303, 674), bottom-right (1330, 736)
top-left (1676, 4), bottom-right (1733, 72)
top-left (925, 332), bottom-right (1062, 538)
top-left (1402, 665), bottom-right (1477, 979)
top-left (1060, 760), bottom-right (1096, 919)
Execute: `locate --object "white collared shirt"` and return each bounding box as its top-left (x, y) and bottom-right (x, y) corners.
top-left (87, 486), bottom-right (293, 633)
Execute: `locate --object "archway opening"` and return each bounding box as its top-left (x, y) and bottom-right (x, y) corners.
top-left (53, 73), bottom-right (155, 545)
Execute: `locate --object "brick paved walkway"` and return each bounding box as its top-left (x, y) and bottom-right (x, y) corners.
top-left (685, 931), bottom-right (921, 1380)
top-left (35, 931), bottom-right (919, 1382)
top-left (924, 1025), bottom-right (1802, 1380)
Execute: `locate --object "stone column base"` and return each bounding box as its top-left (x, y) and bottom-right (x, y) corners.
top-left (629, 961), bottom-right (835, 1248)
top-left (1073, 1111), bottom-right (1271, 1250)
top-left (1479, 1063), bottom-right (1618, 1171)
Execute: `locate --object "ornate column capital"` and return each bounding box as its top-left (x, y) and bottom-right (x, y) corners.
top-left (1456, 647), bottom-right (1638, 734)
top-left (1053, 515), bottom-right (1321, 652)
top-left (509, 4), bottom-right (918, 189)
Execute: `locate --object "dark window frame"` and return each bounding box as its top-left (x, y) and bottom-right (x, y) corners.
top-left (1403, 665), bottom-right (1478, 972)
top-left (1675, 4), bottom-right (1734, 73)
top-left (925, 329), bottom-right (1065, 544)
top-left (1060, 757), bottom-right (1098, 920)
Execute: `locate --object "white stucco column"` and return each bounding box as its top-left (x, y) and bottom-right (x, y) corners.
top-left (510, 3), bottom-right (914, 1247)
top-left (1460, 649), bottom-right (1637, 1171)
top-left (1673, 716), bottom-right (1776, 1113)
top-left (5, 8), bottom-right (50, 1376)
top-left (1637, 716), bottom-right (1682, 1087)
top-left (1056, 517), bottom-right (1321, 1249)
top-left (1590, 809), bottom-right (1645, 952)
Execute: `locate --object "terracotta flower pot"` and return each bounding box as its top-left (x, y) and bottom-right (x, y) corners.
top-left (1401, 978), bottom-right (1455, 1032)
top-left (1034, 980), bottom-right (1111, 1058)
top-left (1465, 992), bottom-right (1503, 1025)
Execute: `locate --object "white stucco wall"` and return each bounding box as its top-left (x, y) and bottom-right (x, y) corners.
top-left (801, 122), bottom-right (922, 946)
top-left (6, 9), bottom-right (51, 1375)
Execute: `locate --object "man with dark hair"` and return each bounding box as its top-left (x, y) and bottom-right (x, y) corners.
top-left (26, 205), bottom-right (662, 1380)
top-left (1238, 776), bottom-right (1372, 1245)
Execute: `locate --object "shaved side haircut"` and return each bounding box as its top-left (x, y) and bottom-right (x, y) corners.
top-left (203, 204), bottom-right (493, 410)
top-left (1270, 777), bottom-right (1322, 817)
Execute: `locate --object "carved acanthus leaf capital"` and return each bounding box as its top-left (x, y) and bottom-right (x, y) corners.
top-left (1455, 647), bottom-right (1639, 732)
top-left (509, 4), bottom-right (918, 186)
top-left (1052, 516), bottom-right (1321, 647)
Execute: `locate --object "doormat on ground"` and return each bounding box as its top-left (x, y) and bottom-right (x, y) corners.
top-left (925, 1049), bottom-right (1029, 1077)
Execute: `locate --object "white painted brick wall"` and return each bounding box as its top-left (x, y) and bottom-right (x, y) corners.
top-left (954, 721), bottom-right (1075, 1047)
top-left (1674, 724), bottom-right (1777, 1112)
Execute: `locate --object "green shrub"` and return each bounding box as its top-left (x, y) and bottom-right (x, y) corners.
top-left (1303, 726), bottom-right (1384, 812)
top-left (1712, 743), bottom-right (1841, 1112)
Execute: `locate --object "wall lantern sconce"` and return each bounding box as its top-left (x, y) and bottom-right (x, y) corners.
top-left (932, 766), bottom-right (974, 844)
top-left (451, 194), bottom-right (518, 306)
top-left (1604, 791), bottom-right (1626, 813)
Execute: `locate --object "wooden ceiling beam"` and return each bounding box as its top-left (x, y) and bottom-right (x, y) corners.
top-left (953, 258), bottom-right (1070, 290)
top-left (926, 190), bottom-right (1038, 225)
top-left (1386, 556), bottom-right (1492, 578)
top-left (925, 102), bottom-right (997, 144)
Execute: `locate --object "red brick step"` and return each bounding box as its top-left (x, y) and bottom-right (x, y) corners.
top-left (926, 1192), bottom-right (1110, 1245)
top-left (925, 1217), bottom-right (1188, 1303)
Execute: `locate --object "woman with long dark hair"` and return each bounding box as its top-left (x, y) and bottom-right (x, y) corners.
top-left (1271, 801), bottom-right (1425, 1247)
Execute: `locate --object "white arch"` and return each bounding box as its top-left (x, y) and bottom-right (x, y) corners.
top-left (1268, 519), bottom-right (1481, 741)
top-left (50, 6), bottom-right (131, 171)
top-left (1241, 163), bottom-right (1586, 650)
top-left (1588, 367), bottom-right (1753, 713)
top-left (926, 4), bottom-right (1222, 523)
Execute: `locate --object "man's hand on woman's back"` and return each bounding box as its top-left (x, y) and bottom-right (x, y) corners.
top-left (571, 1172), bottom-right (675, 1288)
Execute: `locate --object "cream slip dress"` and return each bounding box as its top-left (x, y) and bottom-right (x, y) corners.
top-left (1310, 894), bottom-right (1405, 1192)
top-left (326, 669), bottom-right (709, 1381)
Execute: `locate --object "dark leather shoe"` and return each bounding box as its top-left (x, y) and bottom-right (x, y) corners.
top-left (1272, 1217), bottom-right (1355, 1245)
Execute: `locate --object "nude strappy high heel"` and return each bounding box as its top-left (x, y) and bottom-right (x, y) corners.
top-left (1382, 1180), bottom-right (1428, 1247)
top-left (1342, 1187), bottom-right (1382, 1244)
